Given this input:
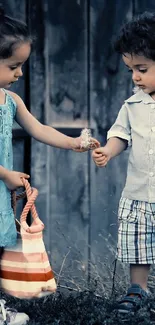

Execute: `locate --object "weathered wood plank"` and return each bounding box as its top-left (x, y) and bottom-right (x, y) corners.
top-left (2, 0), bottom-right (155, 290)
top-left (133, 0), bottom-right (155, 14)
top-left (42, 0), bottom-right (90, 285)
top-left (89, 0), bottom-right (132, 295)
top-left (28, 0), bottom-right (48, 228)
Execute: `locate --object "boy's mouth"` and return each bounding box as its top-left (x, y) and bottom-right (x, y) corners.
top-left (137, 84), bottom-right (145, 88)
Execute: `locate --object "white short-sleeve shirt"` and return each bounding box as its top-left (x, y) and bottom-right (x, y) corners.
top-left (107, 90), bottom-right (155, 202)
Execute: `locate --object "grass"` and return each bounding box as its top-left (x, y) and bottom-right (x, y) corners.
top-left (1, 284), bottom-right (155, 325)
top-left (1, 290), bottom-right (155, 325)
top-left (2, 227), bottom-right (155, 324)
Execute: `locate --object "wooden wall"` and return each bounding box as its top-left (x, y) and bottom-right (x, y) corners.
top-left (2, 0), bottom-right (155, 295)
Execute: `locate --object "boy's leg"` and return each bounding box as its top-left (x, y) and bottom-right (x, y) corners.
top-left (130, 264), bottom-right (150, 290)
top-left (116, 264), bottom-right (150, 313)
top-left (116, 198), bottom-right (153, 313)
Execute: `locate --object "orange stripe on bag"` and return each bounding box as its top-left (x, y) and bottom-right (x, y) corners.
top-left (0, 178), bottom-right (57, 299)
top-left (1, 270), bottom-right (54, 281)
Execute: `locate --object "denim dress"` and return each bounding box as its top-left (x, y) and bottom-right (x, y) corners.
top-left (0, 89), bottom-right (17, 247)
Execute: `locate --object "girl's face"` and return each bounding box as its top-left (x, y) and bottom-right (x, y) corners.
top-left (0, 42), bottom-right (31, 88)
top-left (123, 53), bottom-right (155, 99)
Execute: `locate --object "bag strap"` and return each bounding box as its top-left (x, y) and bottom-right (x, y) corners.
top-left (11, 190), bottom-right (26, 217)
top-left (12, 178), bottom-right (44, 234)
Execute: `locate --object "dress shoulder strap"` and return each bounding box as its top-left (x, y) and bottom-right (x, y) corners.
top-left (3, 89), bottom-right (17, 117)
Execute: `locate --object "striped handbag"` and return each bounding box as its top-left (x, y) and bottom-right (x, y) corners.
top-left (0, 178), bottom-right (57, 299)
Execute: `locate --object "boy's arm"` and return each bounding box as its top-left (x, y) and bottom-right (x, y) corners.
top-left (92, 137), bottom-right (127, 167)
top-left (106, 137), bottom-right (127, 158)
top-left (92, 103), bottom-right (130, 167)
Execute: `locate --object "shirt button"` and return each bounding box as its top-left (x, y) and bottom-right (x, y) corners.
top-left (151, 104), bottom-right (155, 109)
top-left (151, 127), bottom-right (155, 132)
top-left (149, 149), bottom-right (154, 154)
top-left (149, 172), bottom-right (154, 177)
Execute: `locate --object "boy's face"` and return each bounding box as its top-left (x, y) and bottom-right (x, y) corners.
top-left (123, 53), bottom-right (155, 99)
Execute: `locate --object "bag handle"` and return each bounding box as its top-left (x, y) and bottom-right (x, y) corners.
top-left (12, 178), bottom-right (44, 234)
top-left (11, 190), bottom-right (26, 217)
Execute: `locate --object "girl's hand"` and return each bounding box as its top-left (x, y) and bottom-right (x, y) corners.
top-left (3, 170), bottom-right (30, 190)
top-left (92, 146), bottom-right (111, 167)
top-left (72, 137), bottom-right (100, 152)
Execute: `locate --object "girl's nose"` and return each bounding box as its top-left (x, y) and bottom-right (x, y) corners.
top-left (15, 67), bottom-right (23, 77)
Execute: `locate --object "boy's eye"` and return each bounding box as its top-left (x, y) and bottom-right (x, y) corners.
top-left (127, 69), bottom-right (132, 73)
top-left (139, 69), bottom-right (147, 73)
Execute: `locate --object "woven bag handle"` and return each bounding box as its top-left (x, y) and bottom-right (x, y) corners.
top-left (12, 178), bottom-right (44, 234)
top-left (11, 190), bottom-right (26, 216)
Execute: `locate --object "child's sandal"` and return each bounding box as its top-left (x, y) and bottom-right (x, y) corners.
top-left (116, 284), bottom-right (149, 314)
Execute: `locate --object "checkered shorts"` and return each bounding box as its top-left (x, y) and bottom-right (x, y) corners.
top-left (117, 197), bottom-right (155, 264)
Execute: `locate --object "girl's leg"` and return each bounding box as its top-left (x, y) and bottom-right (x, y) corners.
top-left (130, 264), bottom-right (150, 290)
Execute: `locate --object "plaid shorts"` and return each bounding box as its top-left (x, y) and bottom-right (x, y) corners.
top-left (117, 197), bottom-right (155, 264)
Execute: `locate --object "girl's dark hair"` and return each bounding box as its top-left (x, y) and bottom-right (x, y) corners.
top-left (114, 12), bottom-right (155, 60)
top-left (0, 4), bottom-right (32, 59)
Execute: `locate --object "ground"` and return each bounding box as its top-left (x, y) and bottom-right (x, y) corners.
top-left (2, 289), bottom-right (155, 325)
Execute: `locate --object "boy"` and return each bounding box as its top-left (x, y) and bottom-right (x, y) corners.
top-left (92, 12), bottom-right (155, 314)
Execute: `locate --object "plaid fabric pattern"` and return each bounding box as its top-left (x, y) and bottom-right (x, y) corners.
top-left (117, 197), bottom-right (155, 264)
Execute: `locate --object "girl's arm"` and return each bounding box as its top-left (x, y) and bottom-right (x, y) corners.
top-left (0, 165), bottom-right (9, 180)
top-left (0, 165), bottom-right (30, 189)
top-left (10, 91), bottom-right (100, 151)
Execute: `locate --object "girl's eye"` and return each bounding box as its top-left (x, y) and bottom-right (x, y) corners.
top-left (9, 66), bottom-right (17, 70)
top-left (127, 68), bottom-right (147, 73)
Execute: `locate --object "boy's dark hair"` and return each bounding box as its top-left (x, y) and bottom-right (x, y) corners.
top-left (114, 12), bottom-right (155, 60)
top-left (0, 4), bottom-right (32, 59)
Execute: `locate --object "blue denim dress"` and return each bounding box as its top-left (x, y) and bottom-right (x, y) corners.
top-left (0, 89), bottom-right (17, 247)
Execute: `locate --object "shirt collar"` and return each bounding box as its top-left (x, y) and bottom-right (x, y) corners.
top-left (125, 90), bottom-right (155, 104)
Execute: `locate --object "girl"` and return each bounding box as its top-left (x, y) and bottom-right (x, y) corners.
top-left (0, 5), bottom-right (99, 325)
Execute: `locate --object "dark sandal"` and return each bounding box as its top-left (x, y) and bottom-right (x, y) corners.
top-left (116, 284), bottom-right (149, 314)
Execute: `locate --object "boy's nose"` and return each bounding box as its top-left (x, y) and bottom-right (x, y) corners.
top-left (132, 71), bottom-right (141, 82)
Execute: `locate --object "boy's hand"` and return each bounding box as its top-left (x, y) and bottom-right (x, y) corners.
top-left (92, 146), bottom-right (111, 167)
top-left (72, 136), bottom-right (100, 152)
top-left (3, 170), bottom-right (30, 190)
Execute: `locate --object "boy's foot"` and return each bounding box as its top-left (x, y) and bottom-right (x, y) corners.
top-left (0, 299), bottom-right (29, 324)
top-left (116, 284), bottom-right (149, 314)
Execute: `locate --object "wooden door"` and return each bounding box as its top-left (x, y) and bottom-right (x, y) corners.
top-left (2, 0), bottom-right (155, 294)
